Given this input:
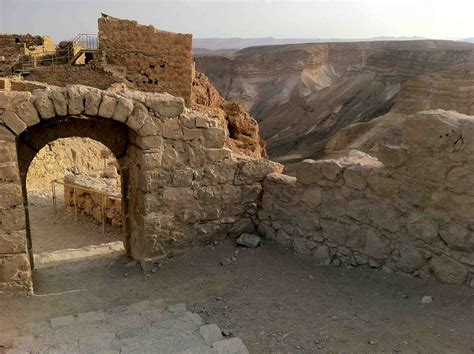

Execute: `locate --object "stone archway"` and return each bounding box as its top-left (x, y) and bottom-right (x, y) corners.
top-left (0, 84), bottom-right (283, 295)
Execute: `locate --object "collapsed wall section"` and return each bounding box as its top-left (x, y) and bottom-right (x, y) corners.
top-left (257, 110), bottom-right (474, 286)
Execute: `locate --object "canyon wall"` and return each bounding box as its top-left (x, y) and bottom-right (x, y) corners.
top-left (195, 40), bottom-right (474, 163)
top-left (257, 110), bottom-right (474, 286)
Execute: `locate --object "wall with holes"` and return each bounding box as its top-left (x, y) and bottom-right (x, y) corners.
top-left (98, 16), bottom-right (193, 106)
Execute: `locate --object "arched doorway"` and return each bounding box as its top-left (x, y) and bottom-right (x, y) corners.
top-left (16, 115), bottom-right (133, 272)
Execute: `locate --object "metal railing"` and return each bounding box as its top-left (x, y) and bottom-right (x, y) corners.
top-left (0, 33), bottom-right (99, 77)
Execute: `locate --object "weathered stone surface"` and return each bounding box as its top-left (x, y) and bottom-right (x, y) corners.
top-left (321, 219), bottom-right (346, 245)
top-left (343, 167), bottom-right (367, 190)
top-left (14, 100), bottom-right (40, 127)
top-left (293, 238), bottom-right (311, 255)
top-left (236, 233), bottom-right (261, 248)
top-left (1, 110), bottom-right (27, 135)
top-left (161, 119), bottom-right (183, 139)
top-left (439, 223), bottom-right (474, 251)
top-left (0, 231), bottom-right (26, 253)
top-left (212, 338), bottom-right (249, 354)
top-left (98, 94), bottom-right (118, 118)
top-left (145, 93), bottom-right (185, 117)
top-left (397, 246), bottom-right (424, 273)
top-left (299, 186), bottom-right (322, 209)
top-left (50, 89), bottom-right (68, 116)
top-left (33, 94), bottom-right (55, 119)
top-left (266, 172), bottom-right (297, 185)
top-left (312, 244), bottom-right (331, 265)
top-left (241, 159), bottom-right (283, 182)
top-left (378, 144), bottom-right (407, 168)
top-left (204, 127), bottom-right (226, 148)
top-left (66, 85), bottom-right (88, 115)
top-left (113, 97), bottom-right (134, 122)
top-left (0, 254), bottom-right (30, 282)
top-left (364, 228), bottom-right (389, 260)
top-left (84, 89), bottom-right (102, 116)
top-left (430, 255), bottom-right (468, 285)
top-left (321, 160), bottom-right (343, 181)
top-left (126, 102), bottom-right (148, 132)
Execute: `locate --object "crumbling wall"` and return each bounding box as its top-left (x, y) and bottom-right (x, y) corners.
top-left (257, 110), bottom-right (474, 287)
top-left (98, 16), bottom-right (193, 105)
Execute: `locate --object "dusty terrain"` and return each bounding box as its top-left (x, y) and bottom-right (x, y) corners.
top-left (1, 195), bottom-right (473, 353)
top-left (195, 40), bottom-right (474, 163)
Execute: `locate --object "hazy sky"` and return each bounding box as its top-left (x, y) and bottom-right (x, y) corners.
top-left (1, 0), bottom-right (473, 41)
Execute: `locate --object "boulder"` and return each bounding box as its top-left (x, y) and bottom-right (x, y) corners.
top-left (236, 233), bottom-right (261, 248)
top-left (430, 255), bottom-right (468, 285)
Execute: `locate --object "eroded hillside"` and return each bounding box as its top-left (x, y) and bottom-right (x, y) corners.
top-left (195, 40), bottom-right (474, 163)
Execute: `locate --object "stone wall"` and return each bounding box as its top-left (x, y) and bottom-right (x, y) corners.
top-left (257, 110), bottom-right (474, 287)
top-left (98, 16), bottom-right (193, 105)
top-left (0, 84), bottom-right (281, 295)
top-left (0, 34), bottom-right (52, 57)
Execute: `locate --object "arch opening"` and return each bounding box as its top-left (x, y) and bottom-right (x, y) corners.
top-left (16, 115), bottom-right (136, 291)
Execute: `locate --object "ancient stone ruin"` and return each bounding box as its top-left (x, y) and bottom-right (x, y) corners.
top-left (0, 16), bottom-right (473, 297)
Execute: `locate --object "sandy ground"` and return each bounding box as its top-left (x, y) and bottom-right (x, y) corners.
top-left (1, 195), bottom-right (473, 353)
top-left (27, 190), bottom-right (123, 253)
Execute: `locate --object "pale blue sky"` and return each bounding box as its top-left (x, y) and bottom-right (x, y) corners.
top-left (1, 0), bottom-right (473, 41)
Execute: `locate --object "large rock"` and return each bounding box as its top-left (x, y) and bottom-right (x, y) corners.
top-left (397, 246), bottom-right (424, 273)
top-left (439, 223), bottom-right (474, 252)
top-left (430, 256), bottom-right (468, 285)
top-left (236, 233), bottom-right (261, 248)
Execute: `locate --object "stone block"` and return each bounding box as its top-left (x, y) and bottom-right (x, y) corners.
top-left (343, 167), bottom-right (367, 190)
top-left (320, 219), bottom-right (346, 245)
top-left (199, 323), bottom-right (223, 344)
top-left (14, 101), bottom-right (40, 127)
top-left (378, 144), bottom-right (407, 168)
top-left (163, 187), bottom-right (196, 207)
top-left (50, 315), bottom-right (75, 328)
top-left (439, 223), bottom-right (474, 252)
top-left (138, 117), bottom-right (158, 136)
top-left (212, 338), bottom-right (249, 354)
top-left (312, 244), bottom-right (331, 265)
top-left (204, 127), bottom-right (226, 148)
top-left (1, 110), bottom-right (27, 135)
top-left (66, 85), bottom-right (88, 115)
top-left (50, 90), bottom-right (68, 116)
top-left (183, 128), bottom-right (203, 141)
top-left (295, 159), bottom-right (324, 185)
top-left (321, 160), bottom-right (343, 181)
top-left (430, 255), bottom-right (468, 285)
top-left (0, 230), bottom-right (26, 253)
top-left (145, 93), bottom-right (184, 117)
top-left (397, 246), bottom-right (425, 273)
top-left (293, 238), bottom-right (311, 255)
top-left (240, 159), bottom-right (283, 182)
top-left (0, 254), bottom-right (30, 282)
top-left (98, 94), bottom-right (118, 118)
top-left (300, 186), bottom-right (322, 209)
top-left (0, 162), bottom-right (20, 182)
top-left (0, 206), bottom-right (26, 232)
top-left (126, 102), bottom-right (148, 132)
top-left (113, 97), bottom-right (134, 122)
top-left (367, 174), bottom-right (400, 197)
top-left (0, 183), bottom-right (23, 208)
top-left (84, 89), bottom-right (102, 116)
top-left (206, 148), bottom-right (231, 162)
top-left (33, 94), bottom-right (55, 119)
top-left (161, 119), bottom-right (183, 139)
top-left (167, 303), bottom-right (187, 313)
top-left (364, 228), bottom-right (389, 260)
top-left (12, 336), bottom-right (34, 351)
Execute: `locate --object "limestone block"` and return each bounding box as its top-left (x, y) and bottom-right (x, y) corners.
top-left (240, 159), bottom-right (283, 182)
top-left (406, 212), bottom-right (439, 244)
top-left (228, 218), bottom-right (255, 237)
top-left (212, 338), bottom-right (249, 354)
top-left (195, 115), bottom-right (210, 128)
top-left (242, 184), bottom-right (262, 203)
top-left (161, 119), bottom-right (183, 139)
top-left (0, 126), bottom-right (15, 142)
top-left (206, 148), bottom-right (231, 162)
top-left (50, 90), bottom-right (68, 116)
top-left (179, 114), bottom-right (196, 129)
top-left (312, 244), bottom-right (331, 265)
top-left (0, 162), bottom-right (19, 183)
top-left (199, 323), bottom-right (223, 344)
top-left (446, 166), bottom-right (474, 195)
top-left (145, 93), bottom-right (185, 118)
top-left (399, 183), bottom-right (429, 207)
top-left (0, 91), bottom-right (30, 109)
top-left (299, 186), bottom-right (322, 210)
top-left (378, 144), bottom-right (407, 168)
top-left (172, 168), bottom-right (194, 187)
top-left (266, 172), bottom-right (297, 185)
top-left (293, 238), bottom-right (311, 255)
top-left (139, 117), bottom-right (158, 137)
top-left (439, 223), bottom-right (474, 252)
top-left (345, 224), bottom-right (364, 251)
top-left (14, 100), bottom-right (40, 127)
top-left (98, 94), bottom-right (118, 118)
top-left (1, 110), bottom-right (27, 135)
top-left (367, 174), bottom-right (400, 197)
top-left (163, 187), bottom-right (196, 207)
top-left (33, 94), bottom-right (55, 119)
top-left (295, 159), bottom-right (324, 185)
top-left (221, 185), bottom-right (242, 204)
top-left (343, 167), bottom-right (367, 190)
top-left (0, 183), bottom-right (23, 208)
top-left (0, 254), bottom-right (30, 282)
top-left (397, 246), bottom-right (425, 273)
top-left (0, 207), bottom-right (25, 234)
top-left (0, 230), bottom-right (26, 253)
top-left (369, 203), bottom-right (402, 233)
top-left (204, 164), bottom-right (236, 184)
top-left (66, 85), bottom-right (89, 115)
top-left (320, 219), bottom-right (346, 245)
top-left (136, 135), bottom-right (163, 150)
top-left (113, 97), bottom-right (134, 122)
top-left (188, 145), bottom-right (206, 168)
top-left (346, 199), bottom-right (369, 223)
top-left (430, 255), bottom-right (468, 285)
top-left (321, 190), bottom-right (346, 219)
top-left (84, 89), bottom-right (102, 116)
top-left (364, 228), bottom-right (389, 260)
top-left (127, 102), bottom-right (148, 132)
top-left (275, 229), bottom-right (292, 247)
top-left (321, 160), bottom-right (343, 181)
top-left (183, 128), bottom-right (203, 141)
top-left (204, 127), bottom-right (226, 148)
top-left (0, 142), bottom-right (17, 164)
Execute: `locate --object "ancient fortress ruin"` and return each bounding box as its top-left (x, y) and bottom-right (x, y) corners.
top-left (0, 17), bottom-right (473, 296)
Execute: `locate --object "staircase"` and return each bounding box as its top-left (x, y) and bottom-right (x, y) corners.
top-left (0, 34), bottom-right (99, 77)
top-left (5, 299), bottom-right (248, 353)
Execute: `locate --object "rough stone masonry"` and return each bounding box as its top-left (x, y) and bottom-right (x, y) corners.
top-left (0, 84), bottom-right (282, 295)
top-left (257, 110), bottom-right (474, 287)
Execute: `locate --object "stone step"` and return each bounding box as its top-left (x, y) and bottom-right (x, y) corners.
top-left (7, 300), bottom-right (248, 354)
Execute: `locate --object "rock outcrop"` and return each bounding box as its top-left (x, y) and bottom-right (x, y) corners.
top-left (195, 40), bottom-right (474, 163)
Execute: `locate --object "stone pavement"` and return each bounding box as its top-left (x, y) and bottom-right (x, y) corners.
top-left (6, 299), bottom-right (248, 353)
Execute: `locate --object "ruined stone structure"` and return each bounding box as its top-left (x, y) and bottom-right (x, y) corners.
top-left (0, 34), bottom-right (55, 57)
top-left (257, 110), bottom-right (474, 286)
top-left (0, 84), bottom-right (281, 295)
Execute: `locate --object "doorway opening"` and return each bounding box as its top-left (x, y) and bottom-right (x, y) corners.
top-left (26, 137), bottom-right (125, 270)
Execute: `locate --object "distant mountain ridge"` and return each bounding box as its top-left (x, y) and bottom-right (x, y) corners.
top-left (193, 36), bottom-right (426, 50)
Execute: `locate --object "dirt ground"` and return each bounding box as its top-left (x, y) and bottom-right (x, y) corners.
top-left (1, 195), bottom-right (473, 353)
